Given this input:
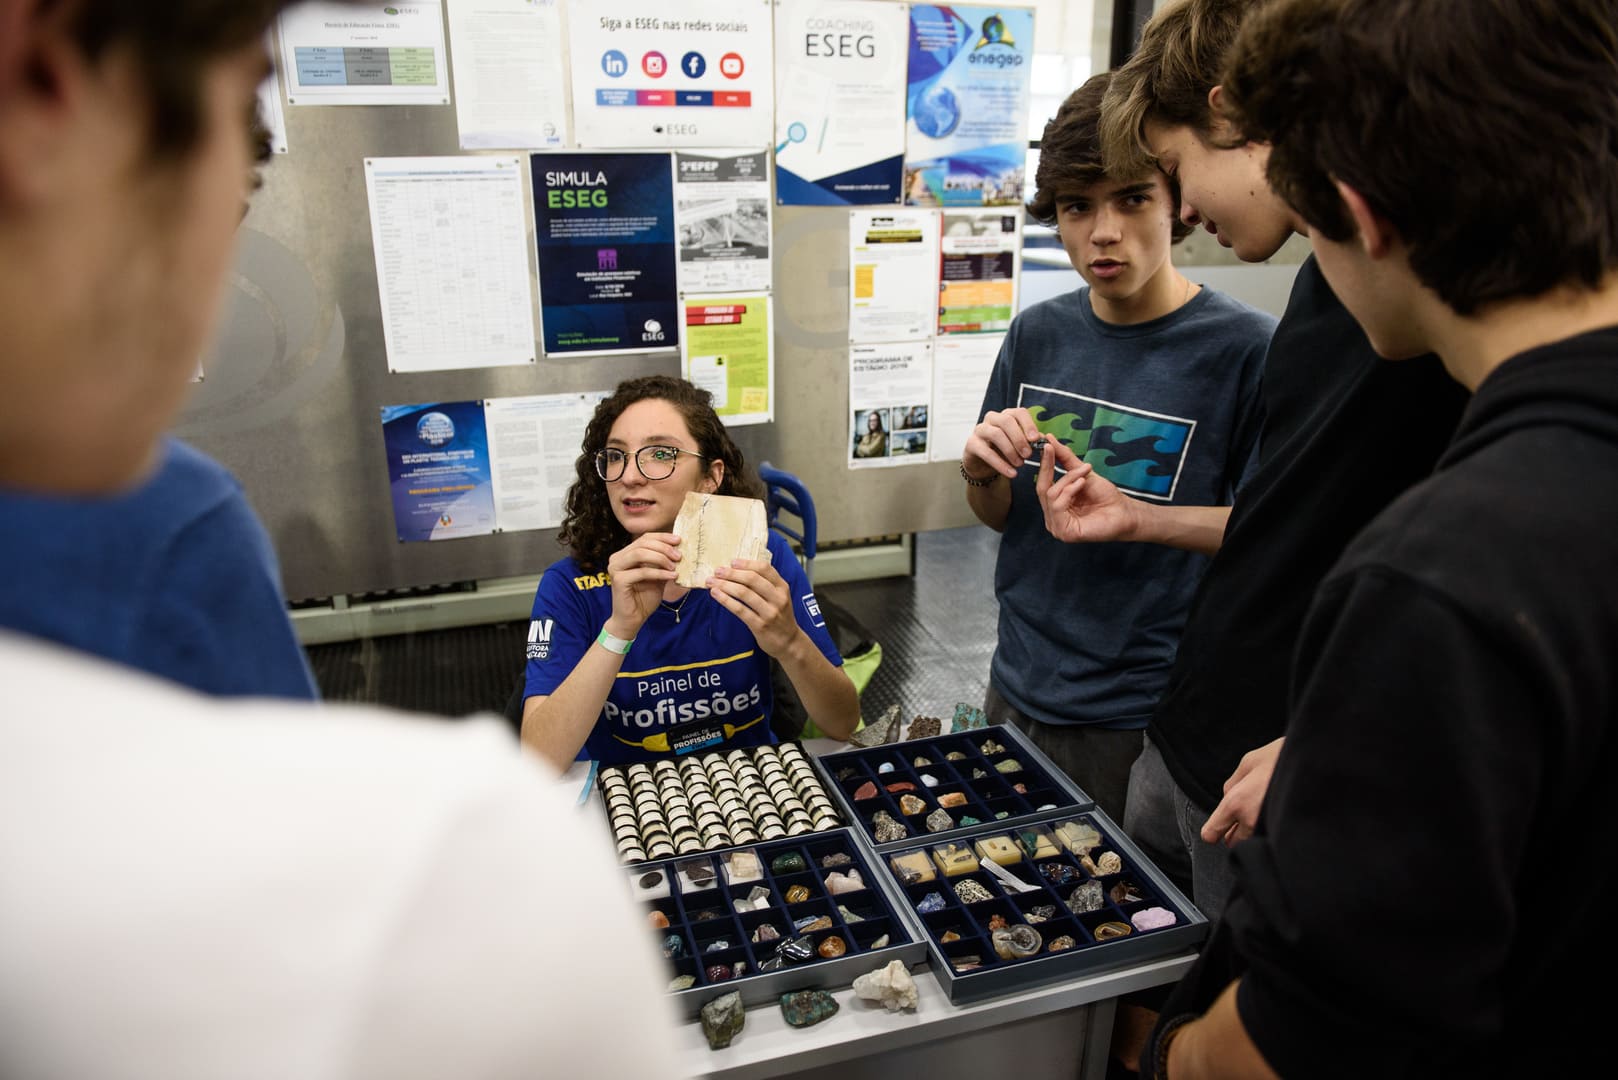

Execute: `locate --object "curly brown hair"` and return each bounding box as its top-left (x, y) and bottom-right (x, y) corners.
top-left (558, 375), bottom-right (764, 571)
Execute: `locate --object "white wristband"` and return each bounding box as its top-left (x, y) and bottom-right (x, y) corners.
top-left (595, 627), bottom-right (635, 655)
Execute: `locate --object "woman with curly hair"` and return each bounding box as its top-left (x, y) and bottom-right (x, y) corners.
top-left (520, 375), bottom-right (859, 769)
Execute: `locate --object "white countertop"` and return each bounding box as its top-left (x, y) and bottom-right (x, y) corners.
top-left (675, 951), bottom-right (1196, 1079)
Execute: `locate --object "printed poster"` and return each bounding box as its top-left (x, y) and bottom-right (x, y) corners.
top-left (365, 156), bottom-right (536, 373)
top-left (485, 392), bottom-right (609, 532)
top-left (849, 208), bottom-right (940, 344)
top-left (675, 149), bottom-right (772, 294)
top-left (774, 0), bottom-right (908, 205)
top-left (938, 208), bottom-right (1020, 334)
top-left (445, 0), bottom-right (569, 149)
top-left (533, 152), bottom-right (680, 356)
top-left (930, 333), bottom-right (1004, 462)
top-left (849, 342), bottom-right (933, 468)
top-left (904, 4), bottom-right (1034, 206)
top-left (682, 295), bottom-right (773, 426)
top-left (568, 0), bottom-right (773, 149)
top-left (381, 400), bottom-right (496, 542)
top-left (278, 1), bottom-right (451, 106)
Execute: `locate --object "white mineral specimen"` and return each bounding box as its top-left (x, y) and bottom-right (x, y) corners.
top-left (852, 960), bottom-right (919, 1013)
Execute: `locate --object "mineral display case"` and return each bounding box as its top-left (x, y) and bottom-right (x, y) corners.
top-left (821, 723), bottom-right (1206, 1004)
top-left (627, 827), bottom-right (928, 1019)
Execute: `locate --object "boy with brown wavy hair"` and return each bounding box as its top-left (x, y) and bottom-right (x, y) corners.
top-left (963, 71), bottom-right (1273, 825)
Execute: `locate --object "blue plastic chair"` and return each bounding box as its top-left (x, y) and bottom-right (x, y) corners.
top-left (758, 461), bottom-right (818, 583)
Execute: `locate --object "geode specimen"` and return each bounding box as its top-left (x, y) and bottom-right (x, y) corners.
top-left (991, 924), bottom-right (1042, 960)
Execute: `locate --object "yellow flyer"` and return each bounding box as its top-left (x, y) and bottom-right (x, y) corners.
top-left (681, 294), bottom-right (773, 426)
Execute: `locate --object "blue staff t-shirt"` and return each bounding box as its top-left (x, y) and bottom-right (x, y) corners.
top-left (524, 531), bottom-right (842, 764)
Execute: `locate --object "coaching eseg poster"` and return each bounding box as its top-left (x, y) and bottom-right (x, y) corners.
top-left (773, 0), bottom-right (909, 205)
top-left (903, 4), bottom-right (1035, 207)
top-left (380, 400), bottom-right (496, 542)
top-left (533, 152), bottom-right (679, 356)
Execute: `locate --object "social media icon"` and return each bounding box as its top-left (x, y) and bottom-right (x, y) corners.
top-left (642, 51), bottom-right (667, 78)
top-left (681, 51), bottom-right (706, 78)
top-left (719, 52), bottom-right (744, 78)
top-left (601, 50), bottom-right (627, 77)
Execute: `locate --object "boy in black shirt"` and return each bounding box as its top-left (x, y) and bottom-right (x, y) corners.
top-left (1140, 0), bottom-right (1618, 1074)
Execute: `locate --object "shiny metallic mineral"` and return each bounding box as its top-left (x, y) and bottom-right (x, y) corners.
top-left (775, 934), bottom-right (816, 963)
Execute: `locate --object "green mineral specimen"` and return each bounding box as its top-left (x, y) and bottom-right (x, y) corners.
top-left (700, 990), bottom-right (746, 1050)
top-left (770, 851), bottom-right (807, 875)
top-left (780, 989), bottom-right (840, 1028)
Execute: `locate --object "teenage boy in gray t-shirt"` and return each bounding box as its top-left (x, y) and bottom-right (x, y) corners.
top-left (961, 72), bottom-right (1275, 823)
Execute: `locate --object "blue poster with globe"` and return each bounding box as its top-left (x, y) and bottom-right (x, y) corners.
top-left (903, 5), bottom-right (1035, 207)
top-left (380, 400), bottom-right (496, 542)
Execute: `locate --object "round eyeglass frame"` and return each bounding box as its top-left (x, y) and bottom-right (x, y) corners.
top-left (594, 444), bottom-right (708, 482)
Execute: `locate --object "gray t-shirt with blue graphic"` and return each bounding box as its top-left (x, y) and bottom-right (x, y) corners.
top-left (981, 285), bottom-right (1274, 728)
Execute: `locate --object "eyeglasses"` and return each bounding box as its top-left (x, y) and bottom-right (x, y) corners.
top-left (594, 444), bottom-right (707, 482)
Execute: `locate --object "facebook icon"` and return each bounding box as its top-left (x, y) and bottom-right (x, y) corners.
top-left (601, 49), bottom-right (627, 77)
top-left (681, 51), bottom-right (706, 78)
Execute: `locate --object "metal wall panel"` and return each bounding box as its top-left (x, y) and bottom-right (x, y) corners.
top-left (177, 35), bottom-right (976, 604)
